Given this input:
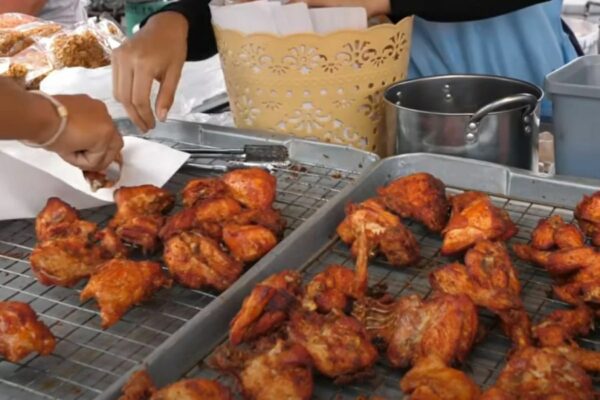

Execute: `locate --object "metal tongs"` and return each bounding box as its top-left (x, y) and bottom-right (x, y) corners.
top-left (182, 145), bottom-right (291, 172)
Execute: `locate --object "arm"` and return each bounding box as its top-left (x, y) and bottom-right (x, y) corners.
top-left (0, 78), bottom-right (123, 171)
top-left (0, 0), bottom-right (47, 15)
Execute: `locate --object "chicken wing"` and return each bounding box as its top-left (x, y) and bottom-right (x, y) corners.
top-left (0, 301), bottom-right (55, 362)
top-left (227, 208), bottom-right (286, 238)
top-left (35, 197), bottom-right (97, 242)
top-left (337, 198), bottom-right (419, 267)
top-left (119, 370), bottom-right (232, 400)
top-left (287, 310), bottom-right (378, 383)
top-left (533, 306), bottom-right (592, 348)
top-left (181, 177), bottom-right (229, 208)
top-left (400, 355), bottom-right (481, 400)
top-left (222, 224), bottom-right (278, 263)
top-left (210, 338), bottom-right (313, 400)
top-left (430, 241), bottom-right (531, 348)
top-left (441, 192), bottom-right (517, 255)
top-left (229, 270), bottom-right (302, 346)
top-left (530, 215), bottom-right (585, 250)
top-left (163, 232), bottom-right (243, 291)
top-left (222, 168), bottom-right (276, 210)
top-left (353, 293), bottom-right (478, 369)
top-left (302, 265), bottom-right (357, 314)
top-left (377, 172), bottom-right (449, 232)
top-left (480, 347), bottom-right (594, 400)
top-left (109, 185), bottom-right (175, 253)
top-left (575, 191), bottom-right (600, 246)
top-left (80, 260), bottom-right (171, 328)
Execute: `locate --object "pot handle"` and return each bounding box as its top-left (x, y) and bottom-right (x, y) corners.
top-left (466, 93), bottom-right (538, 142)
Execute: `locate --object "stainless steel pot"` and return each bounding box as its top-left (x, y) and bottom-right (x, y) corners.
top-left (384, 75), bottom-right (543, 170)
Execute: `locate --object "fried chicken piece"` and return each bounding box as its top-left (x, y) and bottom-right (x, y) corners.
top-left (353, 293), bottom-right (478, 368)
top-left (222, 224), bottom-right (278, 263)
top-left (109, 185), bottom-right (175, 253)
top-left (163, 232), bottom-right (243, 291)
top-left (533, 306), bottom-right (593, 347)
top-left (287, 310), bottom-right (377, 383)
top-left (222, 168), bottom-right (276, 210)
top-left (553, 262), bottom-right (600, 306)
top-left (229, 270), bottom-right (302, 345)
top-left (210, 338), bottom-right (312, 400)
top-left (377, 172), bottom-right (449, 232)
top-left (35, 197), bottom-right (97, 242)
top-left (530, 215), bottom-right (585, 250)
top-left (430, 241), bottom-right (532, 348)
top-left (480, 347), bottom-right (594, 400)
top-left (80, 260), bottom-right (171, 328)
top-left (400, 355), bottom-right (481, 400)
top-left (441, 192), bottom-right (517, 255)
top-left (181, 178), bottom-right (229, 208)
top-left (160, 197), bottom-right (243, 241)
top-left (0, 301), bottom-right (56, 363)
top-left (119, 370), bottom-right (232, 400)
top-left (575, 191), bottom-right (600, 246)
top-left (337, 198), bottom-right (419, 267)
top-left (227, 208), bottom-right (286, 238)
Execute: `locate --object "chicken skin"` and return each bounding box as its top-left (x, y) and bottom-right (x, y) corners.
top-left (530, 215), bottom-right (585, 250)
top-left (35, 197), bottom-right (97, 242)
top-left (287, 310), bottom-right (378, 383)
top-left (353, 293), bottom-right (478, 369)
top-left (302, 265), bottom-right (358, 314)
top-left (532, 306), bottom-right (593, 348)
top-left (222, 168), bottom-right (276, 210)
top-left (377, 172), bottom-right (450, 232)
top-left (210, 338), bottom-right (313, 400)
top-left (400, 355), bottom-right (481, 400)
top-left (163, 232), bottom-right (243, 291)
top-left (227, 208), bottom-right (286, 238)
top-left (229, 270), bottom-right (302, 346)
top-left (109, 185), bottom-right (175, 253)
top-left (222, 224), bottom-right (278, 263)
top-left (181, 177), bottom-right (229, 208)
top-left (80, 260), bottom-right (171, 328)
top-left (430, 241), bottom-right (531, 348)
top-left (0, 301), bottom-right (56, 363)
top-left (479, 347), bottom-right (594, 400)
top-left (441, 192), bottom-right (517, 255)
top-left (337, 198), bottom-right (419, 267)
top-left (575, 191), bottom-right (600, 246)
top-left (119, 370), bottom-right (232, 400)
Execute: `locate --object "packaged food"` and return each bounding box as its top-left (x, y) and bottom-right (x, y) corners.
top-left (49, 28), bottom-right (111, 69)
top-left (0, 13), bottom-right (39, 29)
top-left (0, 30), bottom-right (34, 57)
top-left (1, 45), bottom-right (54, 89)
top-left (18, 21), bottom-right (64, 38)
top-left (88, 17), bottom-right (125, 49)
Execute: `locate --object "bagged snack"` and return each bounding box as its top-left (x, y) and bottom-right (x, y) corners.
top-left (18, 21), bottom-right (64, 38)
top-left (88, 17), bottom-right (125, 49)
top-left (1, 45), bottom-right (54, 89)
top-left (0, 30), bottom-right (34, 57)
top-left (49, 27), bottom-right (111, 69)
top-left (0, 13), bottom-right (39, 29)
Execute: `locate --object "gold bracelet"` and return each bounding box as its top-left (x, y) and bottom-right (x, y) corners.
top-left (21, 91), bottom-right (69, 149)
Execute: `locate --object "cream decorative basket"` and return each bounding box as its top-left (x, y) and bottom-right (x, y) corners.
top-left (213, 17), bottom-right (413, 155)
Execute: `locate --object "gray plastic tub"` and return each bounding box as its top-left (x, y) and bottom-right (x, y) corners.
top-left (545, 55), bottom-right (600, 179)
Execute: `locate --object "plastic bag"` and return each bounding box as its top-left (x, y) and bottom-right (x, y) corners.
top-left (0, 13), bottom-right (39, 29)
top-left (47, 26), bottom-right (111, 69)
top-left (0, 30), bottom-right (34, 57)
top-left (87, 17), bottom-right (125, 50)
top-left (1, 45), bottom-right (54, 89)
top-left (17, 21), bottom-right (64, 38)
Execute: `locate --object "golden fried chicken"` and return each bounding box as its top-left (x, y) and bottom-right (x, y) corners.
top-left (430, 241), bottom-right (531, 348)
top-left (210, 338), bottom-right (313, 400)
top-left (287, 310), bottom-right (377, 383)
top-left (302, 265), bottom-right (358, 314)
top-left (575, 191), bottom-right (600, 246)
top-left (441, 192), bottom-right (517, 255)
top-left (35, 197), bottom-right (97, 242)
top-left (109, 185), bottom-right (175, 253)
top-left (159, 197), bottom-right (243, 241)
top-left (530, 215), bottom-right (585, 250)
top-left (377, 172), bottom-right (450, 232)
top-left (222, 224), bottom-right (278, 263)
top-left (181, 177), bottom-right (229, 208)
top-left (80, 260), bottom-right (171, 328)
top-left (119, 370), bottom-right (232, 400)
top-left (353, 293), bottom-right (478, 369)
top-left (533, 306), bottom-right (592, 347)
top-left (222, 168), bottom-right (276, 210)
top-left (229, 270), bottom-right (302, 346)
top-left (0, 301), bottom-right (55, 362)
top-left (227, 208), bottom-right (286, 238)
top-left (400, 355), bottom-right (481, 400)
top-left (163, 232), bottom-right (243, 291)
top-left (479, 347), bottom-right (594, 400)
top-left (337, 198), bottom-right (419, 267)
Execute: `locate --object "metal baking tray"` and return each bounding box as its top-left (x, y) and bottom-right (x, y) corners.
top-left (0, 120), bottom-right (378, 400)
top-left (110, 153), bottom-right (600, 399)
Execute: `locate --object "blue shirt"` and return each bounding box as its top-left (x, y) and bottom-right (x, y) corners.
top-left (408, 0), bottom-right (577, 117)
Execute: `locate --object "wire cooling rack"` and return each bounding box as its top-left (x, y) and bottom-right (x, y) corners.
top-left (0, 140), bottom-right (364, 400)
top-left (185, 188), bottom-right (600, 399)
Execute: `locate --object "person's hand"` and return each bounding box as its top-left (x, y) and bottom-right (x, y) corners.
top-left (289, 0), bottom-right (390, 17)
top-left (41, 95), bottom-right (124, 172)
top-left (112, 11), bottom-right (188, 133)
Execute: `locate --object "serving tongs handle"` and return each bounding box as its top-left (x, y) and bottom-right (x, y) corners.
top-left (185, 162), bottom-right (229, 172)
top-left (179, 148), bottom-right (244, 155)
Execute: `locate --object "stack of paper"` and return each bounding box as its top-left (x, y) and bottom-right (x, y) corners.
top-left (209, 0), bottom-right (367, 35)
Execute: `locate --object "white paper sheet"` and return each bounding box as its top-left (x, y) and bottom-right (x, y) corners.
top-left (273, 3), bottom-right (313, 35)
top-left (0, 136), bottom-right (189, 220)
top-left (210, 0), bottom-right (279, 34)
top-left (309, 7), bottom-right (368, 34)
